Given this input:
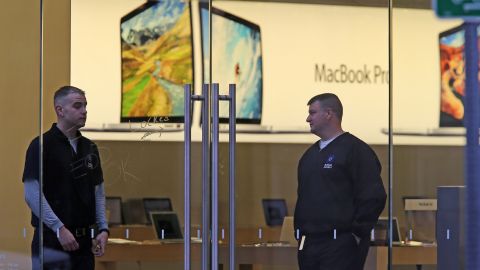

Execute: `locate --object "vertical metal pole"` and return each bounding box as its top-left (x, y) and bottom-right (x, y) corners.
top-left (207, 2), bottom-right (214, 268)
top-left (387, 0), bottom-right (393, 269)
top-left (202, 84), bottom-right (210, 270)
top-left (228, 84), bottom-right (236, 270)
top-left (39, 0), bottom-right (44, 269)
top-left (208, 0), bottom-right (213, 86)
top-left (464, 22), bottom-right (480, 270)
top-left (184, 84), bottom-right (192, 270)
top-left (211, 83), bottom-right (220, 270)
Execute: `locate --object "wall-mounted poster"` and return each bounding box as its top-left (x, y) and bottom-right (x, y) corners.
top-left (200, 4), bottom-right (263, 124)
top-left (121, 0), bottom-right (193, 123)
top-left (438, 24), bottom-right (480, 127)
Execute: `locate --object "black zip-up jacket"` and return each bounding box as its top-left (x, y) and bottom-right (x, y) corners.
top-left (294, 132), bottom-right (386, 238)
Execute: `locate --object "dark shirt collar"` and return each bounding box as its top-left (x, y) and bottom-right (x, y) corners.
top-left (50, 123), bottom-right (83, 141)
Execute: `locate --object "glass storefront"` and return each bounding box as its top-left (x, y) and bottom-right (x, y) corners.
top-left (1, 0), bottom-right (475, 269)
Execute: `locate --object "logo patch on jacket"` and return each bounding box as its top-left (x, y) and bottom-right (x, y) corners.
top-left (323, 154), bottom-right (334, 169)
top-left (71, 153), bottom-right (99, 179)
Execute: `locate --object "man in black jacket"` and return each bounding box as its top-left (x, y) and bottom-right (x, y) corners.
top-left (294, 93), bottom-right (386, 270)
top-left (23, 86), bottom-right (109, 270)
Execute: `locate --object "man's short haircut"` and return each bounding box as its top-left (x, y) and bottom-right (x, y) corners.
top-left (307, 93), bottom-right (343, 121)
top-left (54, 85), bottom-right (85, 105)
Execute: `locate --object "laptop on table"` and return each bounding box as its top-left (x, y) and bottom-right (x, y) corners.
top-left (150, 211), bottom-right (184, 243)
top-left (372, 217), bottom-right (402, 246)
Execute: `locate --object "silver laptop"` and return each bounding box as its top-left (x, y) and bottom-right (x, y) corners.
top-left (218, 123), bottom-right (270, 133)
top-left (380, 127), bottom-right (430, 136)
top-left (279, 216), bottom-right (297, 245)
top-left (373, 217), bottom-right (402, 245)
top-left (100, 122), bottom-right (183, 132)
top-left (428, 127), bottom-right (466, 136)
top-left (380, 127), bottom-right (468, 136)
top-left (219, 124), bottom-right (312, 134)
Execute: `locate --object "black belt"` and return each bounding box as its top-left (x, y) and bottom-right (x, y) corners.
top-left (35, 225), bottom-right (95, 238)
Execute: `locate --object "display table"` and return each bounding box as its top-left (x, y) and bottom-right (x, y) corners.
top-left (95, 242), bottom-right (436, 270)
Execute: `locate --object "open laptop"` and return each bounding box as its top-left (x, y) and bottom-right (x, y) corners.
top-left (143, 197), bottom-right (173, 225)
top-left (262, 199), bottom-right (288, 227)
top-left (279, 216), bottom-right (297, 245)
top-left (372, 217), bottom-right (402, 246)
top-left (150, 211), bottom-right (184, 243)
top-left (81, 122), bottom-right (184, 133)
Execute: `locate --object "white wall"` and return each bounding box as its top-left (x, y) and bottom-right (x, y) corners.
top-left (71, 0), bottom-right (463, 145)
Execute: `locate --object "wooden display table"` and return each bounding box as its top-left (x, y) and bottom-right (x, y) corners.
top-left (95, 242), bottom-right (436, 270)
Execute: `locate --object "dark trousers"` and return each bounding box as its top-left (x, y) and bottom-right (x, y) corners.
top-left (298, 233), bottom-right (370, 270)
top-left (32, 228), bottom-right (94, 270)
top-left (357, 237), bottom-right (371, 269)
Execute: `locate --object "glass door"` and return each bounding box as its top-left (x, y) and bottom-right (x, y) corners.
top-left (70, 0), bottom-right (197, 269)
top-left (208, 0), bottom-right (391, 269)
top-left (1, 1), bottom-right (47, 269)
